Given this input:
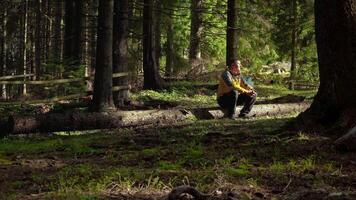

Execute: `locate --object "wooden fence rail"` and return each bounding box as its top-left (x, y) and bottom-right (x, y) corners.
top-left (0, 72), bottom-right (129, 85)
top-left (0, 74), bottom-right (35, 81)
top-left (0, 72), bottom-right (130, 104)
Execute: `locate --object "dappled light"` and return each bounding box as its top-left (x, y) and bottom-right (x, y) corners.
top-left (0, 0), bottom-right (355, 199)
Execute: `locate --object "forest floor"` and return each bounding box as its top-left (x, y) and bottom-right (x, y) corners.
top-left (0, 81), bottom-right (355, 200)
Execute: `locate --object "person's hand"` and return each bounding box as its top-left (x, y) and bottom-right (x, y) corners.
top-left (247, 90), bottom-right (256, 97)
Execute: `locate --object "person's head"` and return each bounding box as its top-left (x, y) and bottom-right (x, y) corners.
top-left (228, 60), bottom-right (241, 76)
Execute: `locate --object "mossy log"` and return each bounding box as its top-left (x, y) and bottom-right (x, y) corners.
top-left (4, 102), bottom-right (311, 135)
top-left (193, 102), bottom-right (311, 119)
top-left (6, 109), bottom-right (194, 135)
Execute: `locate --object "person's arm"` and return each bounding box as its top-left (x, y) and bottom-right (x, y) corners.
top-left (222, 71), bottom-right (250, 93)
top-left (241, 77), bottom-right (254, 91)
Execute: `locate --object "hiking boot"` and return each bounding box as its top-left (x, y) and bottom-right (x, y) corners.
top-left (221, 108), bottom-right (230, 118)
top-left (238, 113), bottom-right (249, 118)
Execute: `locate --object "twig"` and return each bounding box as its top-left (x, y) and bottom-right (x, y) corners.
top-left (283, 177), bottom-right (293, 192)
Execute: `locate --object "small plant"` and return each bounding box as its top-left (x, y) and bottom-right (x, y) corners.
top-left (225, 159), bottom-right (252, 178)
top-left (297, 132), bottom-right (311, 141)
top-left (52, 164), bottom-right (94, 193)
top-left (269, 161), bottom-right (286, 175)
top-left (300, 155), bottom-right (316, 172)
top-left (158, 160), bottom-right (182, 171)
top-left (0, 155), bottom-right (11, 165)
top-left (142, 148), bottom-right (160, 158)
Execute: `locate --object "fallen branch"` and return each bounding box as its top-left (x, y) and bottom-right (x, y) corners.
top-left (168, 186), bottom-right (210, 200)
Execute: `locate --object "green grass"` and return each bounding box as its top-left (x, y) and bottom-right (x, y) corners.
top-left (1, 80), bottom-right (349, 199)
top-left (0, 116), bottom-right (353, 199)
top-left (0, 132), bottom-right (133, 157)
top-left (255, 84), bottom-right (317, 99)
top-left (131, 81), bottom-right (317, 109)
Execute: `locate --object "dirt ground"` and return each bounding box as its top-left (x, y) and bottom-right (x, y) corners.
top-left (0, 116), bottom-right (355, 200)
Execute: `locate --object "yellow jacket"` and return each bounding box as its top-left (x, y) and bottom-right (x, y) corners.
top-left (217, 70), bottom-right (252, 97)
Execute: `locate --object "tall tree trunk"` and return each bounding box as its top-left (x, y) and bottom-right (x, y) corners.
top-left (298, 0), bottom-right (356, 129)
top-left (289, 0), bottom-right (297, 90)
top-left (44, 0), bottom-right (51, 62)
top-left (113, 0), bottom-right (130, 106)
top-left (64, 0), bottom-right (83, 72)
top-left (189, 0), bottom-right (203, 67)
top-left (226, 0), bottom-right (239, 67)
top-left (1, 10), bottom-right (7, 99)
top-left (142, 0), bottom-right (165, 90)
top-left (87, 0), bottom-right (98, 92)
top-left (165, 4), bottom-right (174, 77)
top-left (154, 0), bottom-right (162, 68)
top-left (53, 0), bottom-right (62, 65)
top-left (34, 0), bottom-right (42, 80)
top-left (90, 0), bottom-right (115, 112)
top-left (64, 0), bottom-right (73, 68)
top-left (73, 0), bottom-right (83, 67)
top-left (82, 1), bottom-right (90, 70)
top-left (22, 0), bottom-right (29, 95)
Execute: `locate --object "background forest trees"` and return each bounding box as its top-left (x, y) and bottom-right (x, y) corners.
top-left (0, 0), bottom-right (318, 102)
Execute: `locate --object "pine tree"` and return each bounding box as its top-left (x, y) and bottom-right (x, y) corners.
top-left (91, 0), bottom-right (115, 111)
top-left (113, 0), bottom-right (130, 105)
top-left (226, 0), bottom-right (239, 66)
top-left (142, 0), bottom-right (165, 90)
top-left (299, 0), bottom-right (356, 129)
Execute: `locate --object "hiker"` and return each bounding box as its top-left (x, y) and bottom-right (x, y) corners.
top-left (217, 60), bottom-right (257, 119)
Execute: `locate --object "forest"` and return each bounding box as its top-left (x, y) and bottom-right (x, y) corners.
top-left (0, 0), bottom-right (355, 199)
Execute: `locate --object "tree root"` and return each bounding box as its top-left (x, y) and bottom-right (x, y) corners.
top-left (166, 186), bottom-right (239, 200)
top-left (167, 186), bottom-right (211, 200)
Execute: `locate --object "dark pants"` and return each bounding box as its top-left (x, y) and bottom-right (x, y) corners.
top-left (217, 90), bottom-right (256, 117)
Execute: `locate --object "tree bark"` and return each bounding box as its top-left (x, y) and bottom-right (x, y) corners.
top-left (43, 0), bottom-right (51, 62)
top-left (53, 0), bottom-right (62, 65)
top-left (189, 0), bottom-right (203, 66)
top-left (1, 9), bottom-right (7, 99)
top-left (64, 0), bottom-right (83, 71)
top-left (34, 0), bottom-right (42, 80)
top-left (165, 4), bottom-right (174, 77)
top-left (87, 0), bottom-right (98, 92)
top-left (5, 102), bottom-right (311, 135)
top-left (289, 0), bottom-right (298, 90)
top-left (90, 0), bottom-right (115, 112)
top-left (143, 0), bottom-right (165, 90)
top-left (21, 0), bottom-right (29, 95)
top-left (154, 0), bottom-right (162, 67)
top-left (113, 0), bottom-right (130, 106)
top-left (298, 0), bottom-right (356, 129)
top-left (7, 109), bottom-right (194, 135)
top-left (226, 0), bottom-right (239, 67)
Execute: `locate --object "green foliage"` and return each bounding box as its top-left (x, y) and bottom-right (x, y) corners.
top-left (0, 154), bottom-right (11, 165)
top-left (0, 135), bottom-right (105, 155)
top-left (270, 0), bottom-right (318, 81)
top-left (132, 86), bottom-right (217, 108)
top-left (1, 116), bottom-right (352, 198)
top-left (158, 161), bottom-right (182, 171)
top-left (52, 164), bottom-right (94, 193)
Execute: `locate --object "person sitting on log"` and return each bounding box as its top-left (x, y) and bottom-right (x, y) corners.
top-left (217, 60), bottom-right (257, 119)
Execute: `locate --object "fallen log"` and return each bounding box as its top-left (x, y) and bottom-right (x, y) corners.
top-left (5, 109), bottom-right (194, 135)
top-left (334, 125), bottom-right (356, 151)
top-left (4, 102), bottom-right (311, 135)
top-left (193, 102), bottom-right (311, 119)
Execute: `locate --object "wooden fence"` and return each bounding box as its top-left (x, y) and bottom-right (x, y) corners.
top-left (0, 72), bottom-right (130, 104)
